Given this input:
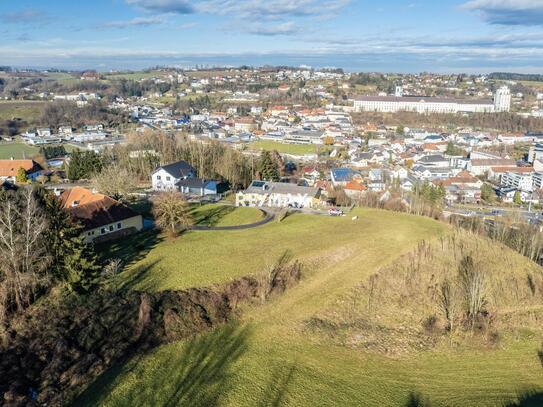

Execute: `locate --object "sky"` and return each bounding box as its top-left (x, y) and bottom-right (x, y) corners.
top-left (2, 0), bottom-right (543, 73)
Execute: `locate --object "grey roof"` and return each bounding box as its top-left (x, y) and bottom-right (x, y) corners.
top-left (354, 95), bottom-right (493, 105)
top-left (156, 160), bottom-right (196, 178)
top-left (176, 177), bottom-right (211, 188)
top-left (245, 180), bottom-right (319, 197)
top-left (418, 154), bottom-right (448, 163)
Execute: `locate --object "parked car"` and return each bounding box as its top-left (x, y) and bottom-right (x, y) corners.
top-left (328, 208), bottom-right (343, 216)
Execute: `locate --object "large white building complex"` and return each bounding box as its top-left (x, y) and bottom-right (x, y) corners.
top-left (353, 86), bottom-right (510, 114)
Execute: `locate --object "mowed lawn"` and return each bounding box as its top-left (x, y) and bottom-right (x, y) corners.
top-left (249, 140), bottom-right (323, 155)
top-left (0, 143), bottom-right (39, 159)
top-left (117, 208), bottom-right (440, 292)
top-left (78, 210), bottom-right (543, 407)
top-left (190, 203), bottom-right (263, 227)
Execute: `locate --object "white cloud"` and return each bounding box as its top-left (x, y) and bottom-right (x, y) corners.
top-left (99, 16), bottom-right (165, 29)
top-left (126, 0), bottom-right (350, 19)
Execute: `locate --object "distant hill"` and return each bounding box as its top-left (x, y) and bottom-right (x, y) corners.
top-left (489, 72), bottom-right (543, 82)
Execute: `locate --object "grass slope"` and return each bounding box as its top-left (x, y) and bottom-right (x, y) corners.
top-left (78, 210), bottom-right (543, 407)
top-left (0, 100), bottom-right (46, 123)
top-left (190, 204), bottom-right (263, 227)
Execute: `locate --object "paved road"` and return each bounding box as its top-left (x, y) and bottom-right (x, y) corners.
top-left (446, 205), bottom-right (542, 224)
top-left (190, 208), bottom-right (275, 231)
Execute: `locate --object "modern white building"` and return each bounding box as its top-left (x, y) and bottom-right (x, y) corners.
top-left (353, 87), bottom-right (510, 114)
top-left (502, 171), bottom-right (533, 192)
top-left (494, 86), bottom-right (511, 112)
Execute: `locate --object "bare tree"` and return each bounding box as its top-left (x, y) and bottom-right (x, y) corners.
top-left (91, 164), bottom-right (138, 201)
top-left (0, 189), bottom-right (50, 324)
top-left (153, 191), bottom-right (193, 237)
top-left (458, 255), bottom-right (486, 329)
top-left (438, 277), bottom-right (460, 333)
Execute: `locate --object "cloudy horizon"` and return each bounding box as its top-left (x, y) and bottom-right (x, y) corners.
top-left (2, 0), bottom-right (543, 73)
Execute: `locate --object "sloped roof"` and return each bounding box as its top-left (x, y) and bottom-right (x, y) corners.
top-left (155, 160), bottom-right (196, 178)
top-left (0, 159), bottom-right (42, 178)
top-left (59, 187), bottom-right (139, 230)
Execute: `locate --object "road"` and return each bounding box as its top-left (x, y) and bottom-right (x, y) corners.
top-left (446, 205), bottom-right (542, 224)
top-left (190, 207), bottom-right (275, 231)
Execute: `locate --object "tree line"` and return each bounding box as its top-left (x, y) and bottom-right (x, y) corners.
top-left (0, 187), bottom-right (100, 328)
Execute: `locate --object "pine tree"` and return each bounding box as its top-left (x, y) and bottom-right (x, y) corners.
top-left (258, 151), bottom-right (280, 181)
top-left (34, 187), bottom-right (101, 291)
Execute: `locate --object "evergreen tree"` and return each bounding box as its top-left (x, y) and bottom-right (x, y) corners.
top-left (67, 150), bottom-right (103, 181)
top-left (15, 167), bottom-right (27, 184)
top-left (480, 184), bottom-right (497, 203)
top-left (258, 151), bottom-right (280, 181)
top-left (34, 187), bottom-right (101, 292)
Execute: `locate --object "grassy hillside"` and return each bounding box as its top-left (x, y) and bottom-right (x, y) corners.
top-left (0, 100), bottom-right (46, 123)
top-left (78, 210), bottom-right (543, 407)
top-left (190, 204), bottom-right (263, 227)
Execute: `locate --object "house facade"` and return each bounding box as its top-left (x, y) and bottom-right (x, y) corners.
top-left (236, 180), bottom-right (321, 209)
top-left (177, 178), bottom-right (228, 197)
top-left (152, 160), bottom-right (196, 191)
top-left (59, 187), bottom-right (143, 243)
top-left (0, 159), bottom-right (43, 182)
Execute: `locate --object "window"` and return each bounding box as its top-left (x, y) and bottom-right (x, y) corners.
top-left (166, 176), bottom-right (171, 181)
top-left (117, 223), bottom-right (122, 229)
top-left (101, 228), bottom-right (106, 234)
top-left (156, 175), bottom-right (161, 180)
top-left (109, 225), bottom-right (114, 232)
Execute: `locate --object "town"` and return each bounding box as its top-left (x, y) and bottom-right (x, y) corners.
top-left (2, 58), bottom-right (543, 407)
top-left (2, 67), bottom-right (543, 225)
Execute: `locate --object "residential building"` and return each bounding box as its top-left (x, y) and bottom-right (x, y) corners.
top-left (331, 168), bottom-right (361, 186)
top-left (0, 159), bottom-right (43, 182)
top-left (501, 171), bottom-right (534, 192)
top-left (468, 158), bottom-right (517, 176)
top-left (152, 160), bottom-right (196, 191)
top-left (236, 180), bottom-right (321, 209)
top-left (177, 178), bottom-right (228, 197)
top-left (59, 187), bottom-right (143, 243)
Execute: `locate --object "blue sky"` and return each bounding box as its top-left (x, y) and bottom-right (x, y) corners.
top-left (2, 0), bottom-right (543, 73)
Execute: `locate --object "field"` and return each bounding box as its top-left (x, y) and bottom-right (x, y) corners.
top-left (77, 209), bottom-right (543, 407)
top-left (0, 100), bottom-right (46, 123)
top-left (0, 142), bottom-right (39, 159)
top-left (104, 71), bottom-right (161, 81)
top-left (249, 140), bottom-right (324, 155)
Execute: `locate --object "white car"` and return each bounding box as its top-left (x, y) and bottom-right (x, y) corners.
top-left (328, 208), bottom-right (343, 216)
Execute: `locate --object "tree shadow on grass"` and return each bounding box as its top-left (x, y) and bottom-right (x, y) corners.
top-left (404, 391), bottom-right (432, 407)
top-left (161, 322), bottom-right (250, 407)
top-left (75, 322), bottom-right (251, 407)
top-left (191, 205), bottom-right (235, 227)
top-left (95, 229), bottom-right (164, 266)
top-left (504, 390), bottom-right (543, 407)
top-left (116, 258), bottom-right (162, 292)
top-left (257, 363), bottom-right (297, 407)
